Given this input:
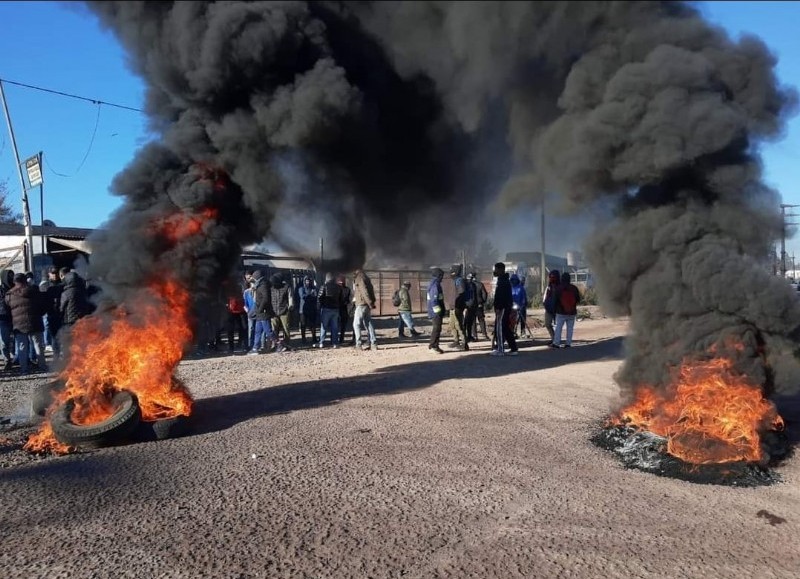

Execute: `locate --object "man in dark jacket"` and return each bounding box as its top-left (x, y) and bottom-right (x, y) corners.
top-left (297, 275), bottom-right (318, 345)
top-left (552, 271), bottom-right (581, 348)
top-left (317, 272), bottom-right (344, 348)
top-left (0, 269), bottom-right (14, 369)
top-left (448, 264), bottom-right (468, 351)
top-left (427, 268), bottom-right (445, 354)
top-left (269, 273), bottom-right (292, 352)
top-left (6, 273), bottom-right (46, 373)
top-left (337, 275), bottom-right (354, 345)
top-left (491, 262), bottom-right (518, 356)
top-left (249, 270), bottom-right (275, 354)
top-left (59, 268), bottom-right (89, 327)
top-left (470, 272), bottom-right (489, 340)
top-left (542, 269), bottom-right (560, 346)
top-left (44, 266), bottom-right (64, 359)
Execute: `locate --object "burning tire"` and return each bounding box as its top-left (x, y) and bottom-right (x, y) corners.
top-left (134, 415), bottom-right (191, 442)
top-left (30, 380), bottom-right (65, 418)
top-left (51, 391), bottom-right (142, 449)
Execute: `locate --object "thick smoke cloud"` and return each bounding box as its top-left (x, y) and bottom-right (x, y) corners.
top-left (87, 1), bottom-right (799, 394)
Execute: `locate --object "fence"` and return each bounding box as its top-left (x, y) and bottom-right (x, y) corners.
top-left (362, 270), bottom-right (495, 316)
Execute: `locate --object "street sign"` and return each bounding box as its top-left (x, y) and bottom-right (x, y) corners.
top-left (24, 154), bottom-right (42, 188)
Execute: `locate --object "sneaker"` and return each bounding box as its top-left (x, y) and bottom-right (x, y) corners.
top-left (549, 343), bottom-right (560, 349)
top-left (490, 350), bottom-right (505, 357)
top-left (462, 343), bottom-right (470, 351)
top-left (507, 350), bottom-right (519, 356)
top-left (410, 330), bottom-right (421, 337)
top-left (563, 344), bottom-right (571, 348)
top-left (247, 350), bottom-right (260, 356)
top-left (332, 344), bottom-right (339, 349)
top-left (429, 346), bottom-right (444, 354)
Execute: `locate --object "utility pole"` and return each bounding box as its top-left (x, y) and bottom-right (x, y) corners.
top-left (0, 81), bottom-right (35, 272)
top-left (540, 197), bottom-right (546, 295)
top-left (780, 204), bottom-right (800, 278)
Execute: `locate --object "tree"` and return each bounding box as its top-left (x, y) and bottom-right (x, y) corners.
top-left (474, 238), bottom-right (499, 266)
top-left (0, 180), bottom-right (22, 225)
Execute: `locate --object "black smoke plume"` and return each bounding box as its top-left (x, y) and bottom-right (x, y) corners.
top-left (87, 1), bottom-right (799, 396)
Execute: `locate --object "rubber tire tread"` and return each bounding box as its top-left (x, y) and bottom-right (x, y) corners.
top-left (31, 380), bottom-right (64, 417)
top-left (51, 391), bottom-right (142, 449)
top-left (134, 415), bottom-right (191, 442)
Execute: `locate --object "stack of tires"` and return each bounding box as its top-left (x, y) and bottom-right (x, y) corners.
top-left (31, 381), bottom-right (190, 449)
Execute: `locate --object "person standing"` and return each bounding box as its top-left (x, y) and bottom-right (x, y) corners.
top-left (463, 272), bottom-right (478, 343)
top-left (397, 281), bottom-right (420, 337)
top-left (510, 274), bottom-right (531, 338)
top-left (471, 272), bottom-right (489, 340)
top-left (491, 262), bottom-right (518, 356)
top-left (0, 270), bottom-right (15, 370)
top-left (297, 275), bottom-right (318, 345)
top-left (6, 273), bottom-right (46, 374)
top-left (448, 264), bottom-right (468, 351)
top-left (427, 268), bottom-right (445, 354)
top-left (337, 275), bottom-right (355, 345)
top-left (269, 273), bottom-right (292, 352)
top-left (243, 274), bottom-right (257, 350)
top-left (352, 269), bottom-right (378, 350)
top-left (542, 269), bottom-right (560, 346)
top-left (249, 270), bottom-right (275, 354)
top-left (552, 271), bottom-right (581, 348)
top-left (225, 283), bottom-right (247, 354)
top-left (59, 268), bottom-right (90, 329)
top-left (317, 272), bottom-right (343, 348)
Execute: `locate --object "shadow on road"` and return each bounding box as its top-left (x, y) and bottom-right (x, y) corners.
top-left (190, 336), bottom-right (625, 436)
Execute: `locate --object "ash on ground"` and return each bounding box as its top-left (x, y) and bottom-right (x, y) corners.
top-left (592, 424), bottom-right (790, 487)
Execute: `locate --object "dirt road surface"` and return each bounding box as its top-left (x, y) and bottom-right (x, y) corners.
top-left (1, 309), bottom-right (798, 578)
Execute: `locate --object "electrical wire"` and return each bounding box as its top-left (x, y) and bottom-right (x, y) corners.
top-left (0, 77), bottom-right (144, 113)
top-left (43, 103), bottom-right (102, 178)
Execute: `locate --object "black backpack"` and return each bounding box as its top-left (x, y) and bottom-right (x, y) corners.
top-left (392, 289), bottom-right (402, 307)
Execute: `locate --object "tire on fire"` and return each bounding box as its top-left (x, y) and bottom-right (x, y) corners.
top-left (134, 415), bottom-right (191, 442)
top-left (31, 380), bottom-right (65, 418)
top-left (51, 390), bottom-right (142, 449)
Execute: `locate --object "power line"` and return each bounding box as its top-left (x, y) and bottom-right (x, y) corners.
top-left (0, 77), bottom-right (144, 113)
top-left (44, 103), bottom-right (103, 178)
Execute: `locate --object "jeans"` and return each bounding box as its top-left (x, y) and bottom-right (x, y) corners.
top-left (15, 331), bottom-right (45, 373)
top-left (319, 308), bottom-right (340, 346)
top-left (398, 311), bottom-right (416, 332)
top-left (247, 316), bottom-right (256, 349)
top-left (0, 319), bottom-right (13, 362)
top-left (553, 314), bottom-right (576, 346)
top-left (252, 320), bottom-right (274, 351)
top-left (353, 305), bottom-right (376, 345)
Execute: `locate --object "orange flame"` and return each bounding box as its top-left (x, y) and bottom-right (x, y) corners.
top-left (25, 280), bottom-right (194, 454)
top-left (613, 357), bottom-right (784, 464)
top-left (160, 208), bottom-right (218, 243)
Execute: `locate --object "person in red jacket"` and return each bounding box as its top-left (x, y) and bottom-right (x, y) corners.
top-left (551, 271), bottom-right (581, 348)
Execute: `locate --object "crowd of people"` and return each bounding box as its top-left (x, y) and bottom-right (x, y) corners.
top-left (0, 266), bottom-right (92, 374)
top-left (206, 262), bottom-right (582, 358)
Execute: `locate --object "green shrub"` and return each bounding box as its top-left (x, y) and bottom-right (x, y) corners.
top-left (581, 287), bottom-right (599, 306)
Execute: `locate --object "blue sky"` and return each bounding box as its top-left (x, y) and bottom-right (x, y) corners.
top-left (0, 1), bottom-right (798, 255)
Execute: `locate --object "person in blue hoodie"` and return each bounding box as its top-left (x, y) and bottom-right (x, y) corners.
top-left (510, 274), bottom-right (531, 339)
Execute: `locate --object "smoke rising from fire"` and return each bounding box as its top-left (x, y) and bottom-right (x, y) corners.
top-left (87, 1), bottom-right (799, 394)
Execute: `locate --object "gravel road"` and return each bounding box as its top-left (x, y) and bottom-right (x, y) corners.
top-left (1, 310), bottom-right (798, 578)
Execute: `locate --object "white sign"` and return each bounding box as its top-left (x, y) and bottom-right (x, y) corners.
top-left (24, 155), bottom-right (42, 188)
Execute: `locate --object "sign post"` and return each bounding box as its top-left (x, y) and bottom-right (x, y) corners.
top-left (24, 152), bottom-right (45, 262)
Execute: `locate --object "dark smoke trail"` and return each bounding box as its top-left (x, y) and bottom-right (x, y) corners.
top-left (87, 0), bottom-right (799, 397)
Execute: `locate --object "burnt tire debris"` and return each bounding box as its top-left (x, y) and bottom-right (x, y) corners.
top-left (592, 424), bottom-right (789, 487)
top-left (51, 391), bottom-right (142, 449)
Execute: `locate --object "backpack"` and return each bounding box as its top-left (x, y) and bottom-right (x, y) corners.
top-left (392, 289), bottom-right (402, 307)
top-left (559, 286), bottom-right (577, 313)
top-left (464, 281), bottom-right (476, 308)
